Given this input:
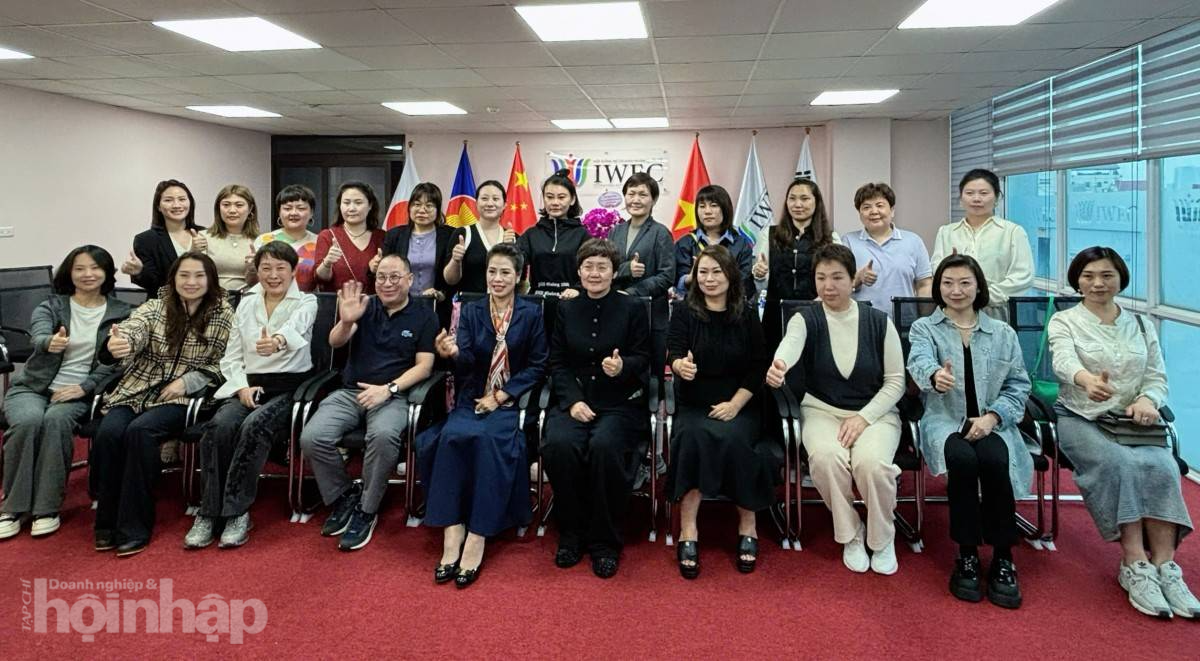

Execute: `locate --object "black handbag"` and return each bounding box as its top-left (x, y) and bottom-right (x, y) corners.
top-left (1096, 414), bottom-right (1168, 447)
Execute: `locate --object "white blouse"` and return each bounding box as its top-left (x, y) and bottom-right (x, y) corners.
top-left (930, 216), bottom-right (1034, 306)
top-left (214, 282), bottom-right (318, 399)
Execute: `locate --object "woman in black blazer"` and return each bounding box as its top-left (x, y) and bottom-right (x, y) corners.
top-left (120, 179), bottom-right (207, 297)
top-left (373, 182), bottom-right (457, 327)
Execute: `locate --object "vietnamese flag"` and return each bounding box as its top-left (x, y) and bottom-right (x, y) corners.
top-left (670, 136), bottom-right (711, 241)
top-left (385, 143), bottom-right (421, 229)
top-left (501, 142), bottom-right (537, 235)
top-left (445, 143), bottom-right (479, 228)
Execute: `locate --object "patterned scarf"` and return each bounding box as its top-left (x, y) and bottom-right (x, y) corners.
top-left (484, 298), bottom-right (514, 398)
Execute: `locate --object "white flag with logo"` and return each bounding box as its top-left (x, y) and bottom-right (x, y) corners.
top-left (795, 133), bottom-right (816, 182)
top-left (734, 136), bottom-right (772, 252)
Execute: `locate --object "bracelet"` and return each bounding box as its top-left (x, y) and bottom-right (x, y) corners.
top-left (273, 334), bottom-right (287, 351)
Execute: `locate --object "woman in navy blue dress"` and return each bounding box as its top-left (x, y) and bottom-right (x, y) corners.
top-left (417, 243), bottom-right (547, 589)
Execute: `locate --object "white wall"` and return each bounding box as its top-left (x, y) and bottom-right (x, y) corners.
top-left (0, 83), bottom-right (271, 281)
top-left (891, 118), bottom-right (951, 246)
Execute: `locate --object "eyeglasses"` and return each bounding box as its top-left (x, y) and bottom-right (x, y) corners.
top-left (375, 272), bottom-right (411, 284)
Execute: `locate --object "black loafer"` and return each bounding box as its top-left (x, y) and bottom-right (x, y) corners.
top-left (95, 530), bottom-right (117, 552)
top-left (115, 539), bottom-right (149, 558)
top-left (455, 563), bottom-right (483, 589)
top-left (987, 559), bottom-right (1023, 609)
top-left (592, 555), bottom-right (619, 579)
top-left (435, 560), bottom-right (459, 584)
top-left (950, 556), bottom-right (983, 603)
top-left (736, 535), bottom-right (759, 574)
top-left (677, 540), bottom-right (700, 579)
top-left (555, 545), bottom-right (583, 568)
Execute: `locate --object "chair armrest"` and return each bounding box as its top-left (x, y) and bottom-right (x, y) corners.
top-left (896, 393), bottom-right (924, 421)
top-left (295, 370), bottom-right (342, 404)
top-left (0, 325), bottom-right (31, 338)
top-left (647, 376), bottom-right (660, 413)
top-left (769, 386), bottom-right (792, 419)
top-left (664, 375), bottom-right (676, 415)
top-left (408, 370), bottom-right (448, 405)
top-left (538, 381), bottom-right (552, 411)
top-left (1160, 405), bottom-right (1175, 423)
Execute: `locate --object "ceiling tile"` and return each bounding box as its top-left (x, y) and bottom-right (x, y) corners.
top-left (436, 42), bottom-right (554, 68)
top-left (268, 10), bottom-right (425, 47)
top-left (523, 98), bottom-right (600, 113)
top-left (646, 0), bottom-right (778, 37)
top-left (131, 92), bottom-right (214, 105)
top-left (774, 0), bottom-right (924, 32)
top-left (142, 76), bottom-right (256, 94)
top-left (738, 92), bottom-right (819, 107)
top-left (843, 53), bottom-right (959, 76)
top-left (594, 97), bottom-right (667, 113)
top-left (387, 6), bottom-right (535, 43)
top-left (0, 58), bottom-right (120, 79)
top-left (48, 23), bottom-right (212, 55)
top-left (392, 68), bottom-right (490, 87)
top-left (582, 83), bottom-right (662, 99)
top-left (1092, 17), bottom-right (1198, 47)
top-left (73, 92), bottom-right (168, 107)
top-left (0, 26), bottom-right (119, 56)
top-left (499, 120), bottom-right (555, 131)
top-left (218, 73), bottom-right (333, 92)
top-left (273, 89), bottom-right (366, 105)
top-left (500, 85), bottom-right (586, 100)
top-left (663, 81), bottom-right (746, 96)
top-left (1033, 0), bottom-right (1200, 22)
top-left (545, 41), bottom-right (655, 66)
top-left (566, 64), bottom-right (659, 85)
top-left (831, 74), bottom-right (930, 88)
top-left (479, 66), bottom-right (573, 86)
top-left (973, 21), bottom-right (1141, 52)
top-left (0, 78), bottom-right (102, 94)
top-left (52, 55), bottom-right (191, 77)
top-left (668, 106), bottom-right (734, 117)
top-left (654, 35), bottom-right (765, 63)
top-left (661, 61), bottom-right (754, 82)
top-left (145, 53), bottom-right (289, 75)
top-left (865, 28), bottom-right (1002, 55)
top-left (333, 45), bottom-right (459, 70)
top-left (0, 0), bottom-right (129, 25)
top-left (950, 49), bottom-right (1104, 73)
top-left (744, 78), bottom-right (841, 94)
top-left (666, 94), bottom-right (741, 108)
top-left (232, 0), bottom-right (379, 13)
top-left (86, 0), bottom-right (246, 21)
top-left (301, 70), bottom-right (408, 90)
top-left (248, 50), bottom-right (371, 73)
top-left (752, 58), bottom-right (853, 80)
top-left (60, 77), bottom-right (179, 95)
top-left (762, 31), bottom-right (887, 59)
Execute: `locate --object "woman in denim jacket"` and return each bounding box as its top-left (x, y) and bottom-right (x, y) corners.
top-left (907, 254), bottom-right (1030, 609)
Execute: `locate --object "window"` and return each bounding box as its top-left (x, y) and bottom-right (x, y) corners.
top-left (1005, 171), bottom-right (1057, 280)
top-left (1160, 320), bottom-right (1200, 469)
top-left (1159, 154), bottom-right (1200, 312)
top-left (1065, 161), bottom-right (1148, 299)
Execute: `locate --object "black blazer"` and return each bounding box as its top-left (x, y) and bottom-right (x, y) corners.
top-left (379, 224), bottom-right (456, 296)
top-left (131, 225), bottom-right (205, 297)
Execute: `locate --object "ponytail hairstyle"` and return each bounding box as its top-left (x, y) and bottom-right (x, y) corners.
top-left (540, 169), bottom-right (583, 219)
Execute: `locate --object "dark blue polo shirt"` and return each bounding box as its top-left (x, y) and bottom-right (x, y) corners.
top-left (343, 296), bottom-right (437, 387)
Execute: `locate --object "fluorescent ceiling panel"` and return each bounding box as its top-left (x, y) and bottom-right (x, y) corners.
top-left (187, 105), bottom-right (281, 117)
top-left (611, 116), bottom-right (668, 128)
top-left (382, 101), bottom-right (468, 115)
top-left (811, 89), bottom-right (899, 105)
top-left (154, 17), bottom-right (321, 52)
top-left (0, 46), bottom-right (33, 60)
top-left (899, 0), bottom-right (1061, 29)
top-left (516, 2), bottom-right (648, 42)
top-left (552, 118), bottom-right (614, 129)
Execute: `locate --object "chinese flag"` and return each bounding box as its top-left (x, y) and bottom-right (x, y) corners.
top-left (670, 136), bottom-right (711, 241)
top-left (501, 143), bottom-right (538, 235)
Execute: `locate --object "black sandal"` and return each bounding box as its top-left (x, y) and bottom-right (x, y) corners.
top-left (677, 541), bottom-right (700, 579)
top-left (736, 535), bottom-right (759, 574)
top-left (434, 560), bottom-right (459, 584)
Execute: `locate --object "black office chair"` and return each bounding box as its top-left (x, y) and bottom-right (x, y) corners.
top-left (290, 294), bottom-right (449, 526)
top-left (0, 266), bottom-right (54, 389)
top-left (112, 287), bottom-right (150, 308)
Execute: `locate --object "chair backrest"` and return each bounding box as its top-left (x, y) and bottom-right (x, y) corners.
top-left (0, 266), bottom-right (53, 289)
top-left (308, 292), bottom-right (339, 374)
top-left (891, 296), bottom-right (938, 360)
top-left (1008, 295), bottom-right (1083, 380)
top-left (112, 287), bottom-right (149, 307)
top-left (0, 269), bottom-right (55, 362)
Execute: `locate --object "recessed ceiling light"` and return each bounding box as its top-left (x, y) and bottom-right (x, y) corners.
top-left (154, 17), bottom-right (321, 52)
top-left (382, 101), bottom-right (467, 116)
top-left (811, 90), bottom-right (899, 105)
top-left (383, 145), bottom-right (405, 151)
top-left (899, 0), bottom-right (1061, 29)
top-left (611, 117), bottom-right (669, 128)
top-left (0, 46), bottom-right (33, 60)
top-left (187, 105), bottom-right (281, 118)
top-left (552, 118), bottom-right (614, 130)
top-left (516, 2), bottom-right (648, 42)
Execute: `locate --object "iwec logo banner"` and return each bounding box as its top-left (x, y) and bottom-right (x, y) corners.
top-left (19, 577), bottom-right (268, 644)
top-left (546, 150), bottom-right (669, 211)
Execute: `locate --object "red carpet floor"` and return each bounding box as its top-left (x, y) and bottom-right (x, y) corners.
top-left (1, 466), bottom-right (1198, 659)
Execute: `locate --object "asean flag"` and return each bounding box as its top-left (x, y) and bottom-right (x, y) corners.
top-left (446, 143), bottom-right (479, 228)
top-left (385, 144), bottom-right (420, 229)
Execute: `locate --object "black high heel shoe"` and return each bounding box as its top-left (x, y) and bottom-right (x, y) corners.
top-left (736, 535), bottom-right (758, 574)
top-left (677, 541), bottom-right (700, 579)
top-left (455, 563), bottom-right (483, 589)
top-left (434, 560), bottom-right (460, 584)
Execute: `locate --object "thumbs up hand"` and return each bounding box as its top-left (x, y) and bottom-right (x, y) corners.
top-left (189, 228), bottom-right (208, 253)
top-left (434, 328), bottom-right (459, 359)
top-left (1084, 369), bottom-right (1116, 402)
top-left (854, 259), bottom-right (877, 287)
top-left (673, 350), bottom-right (698, 381)
top-left (368, 248), bottom-right (383, 274)
top-left (121, 250), bottom-right (143, 276)
top-left (451, 234), bottom-right (467, 263)
top-left (933, 359), bottom-right (956, 393)
top-left (752, 252), bottom-right (768, 280)
top-left (602, 348), bottom-right (623, 377)
top-left (766, 357), bottom-right (788, 388)
top-left (255, 326), bottom-right (278, 356)
top-left (501, 227), bottom-right (516, 244)
top-left (107, 323), bottom-right (131, 359)
top-left (47, 326), bottom-right (70, 354)
top-left (630, 252), bottom-right (645, 278)
top-left (951, 247), bottom-right (959, 256)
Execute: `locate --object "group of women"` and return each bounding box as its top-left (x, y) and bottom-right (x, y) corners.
top-left (0, 167), bottom-right (1195, 619)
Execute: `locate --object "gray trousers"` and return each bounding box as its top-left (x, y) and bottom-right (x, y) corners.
top-left (2, 388), bottom-right (89, 516)
top-left (298, 388), bottom-right (409, 515)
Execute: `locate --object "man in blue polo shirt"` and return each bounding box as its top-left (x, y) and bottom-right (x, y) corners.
top-left (841, 182), bottom-right (932, 317)
top-left (299, 254), bottom-right (437, 551)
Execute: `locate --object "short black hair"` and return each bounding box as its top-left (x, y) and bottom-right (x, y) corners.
top-left (695, 184), bottom-right (734, 234)
top-left (409, 182), bottom-right (445, 226)
top-left (622, 172), bottom-right (660, 202)
top-left (54, 245), bottom-right (117, 296)
top-left (254, 240), bottom-right (299, 269)
top-left (487, 242), bottom-right (524, 273)
top-left (577, 238), bottom-right (620, 271)
top-left (958, 168), bottom-right (1002, 197)
top-left (276, 184), bottom-right (316, 211)
top-left (378, 253), bottom-right (412, 273)
top-left (476, 179), bottom-right (506, 202)
top-left (813, 243), bottom-right (856, 277)
top-left (854, 182), bottom-right (896, 209)
top-left (931, 254), bottom-right (991, 311)
top-left (1067, 246), bottom-right (1130, 292)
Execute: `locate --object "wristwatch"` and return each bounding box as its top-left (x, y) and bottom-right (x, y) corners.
top-left (387, 382), bottom-right (400, 395)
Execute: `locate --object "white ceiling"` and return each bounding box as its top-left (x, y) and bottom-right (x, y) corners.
top-left (0, 0), bottom-right (1198, 134)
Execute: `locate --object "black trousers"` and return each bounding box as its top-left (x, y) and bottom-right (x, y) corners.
top-left (93, 404), bottom-right (187, 543)
top-left (198, 394), bottom-right (293, 518)
top-left (944, 432), bottom-right (1017, 548)
top-left (541, 405), bottom-right (643, 557)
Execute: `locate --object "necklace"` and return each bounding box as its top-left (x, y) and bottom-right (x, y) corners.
top-left (951, 318), bottom-right (978, 330)
top-left (345, 226), bottom-right (369, 239)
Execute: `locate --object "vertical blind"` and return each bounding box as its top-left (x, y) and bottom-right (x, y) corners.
top-left (949, 100), bottom-right (992, 220)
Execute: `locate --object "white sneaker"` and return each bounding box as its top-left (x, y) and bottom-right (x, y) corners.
top-left (1158, 561), bottom-right (1200, 619)
top-left (842, 522), bottom-right (869, 573)
top-left (183, 516), bottom-right (216, 549)
top-left (1119, 561), bottom-right (1173, 618)
top-left (870, 540), bottom-right (898, 575)
top-left (530, 461), bottom-right (544, 483)
top-left (30, 515), bottom-right (61, 537)
top-left (0, 515), bottom-right (21, 540)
